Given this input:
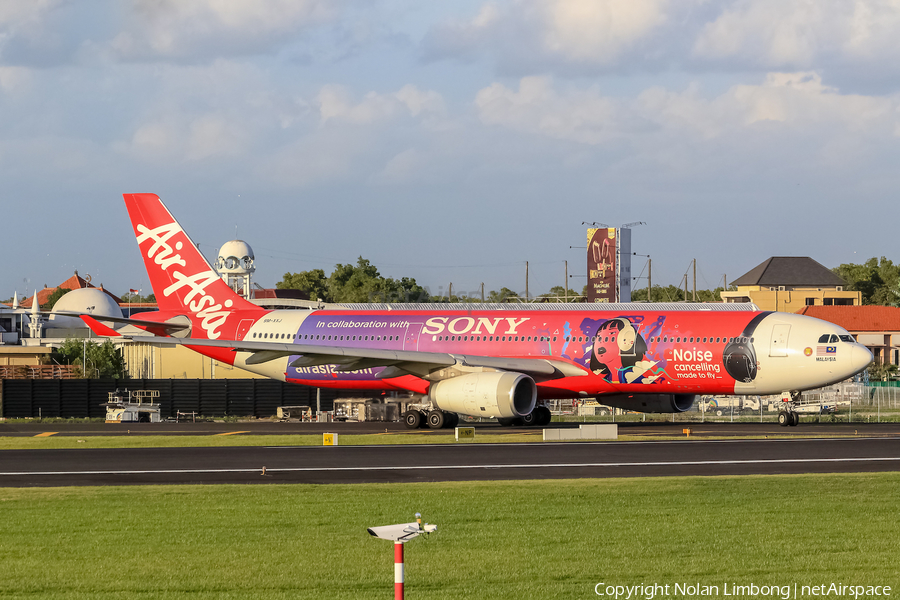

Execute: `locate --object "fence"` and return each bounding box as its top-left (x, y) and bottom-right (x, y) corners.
top-left (550, 383), bottom-right (900, 423)
top-left (0, 365), bottom-right (78, 379)
top-left (0, 379), bottom-right (362, 419)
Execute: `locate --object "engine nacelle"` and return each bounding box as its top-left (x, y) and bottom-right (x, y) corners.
top-left (430, 372), bottom-right (536, 419)
top-left (600, 393), bottom-right (695, 414)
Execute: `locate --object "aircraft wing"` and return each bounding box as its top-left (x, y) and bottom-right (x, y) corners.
top-left (80, 316), bottom-right (585, 380)
top-left (53, 311), bottom-right (190, 334)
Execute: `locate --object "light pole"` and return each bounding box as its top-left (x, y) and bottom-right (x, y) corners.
top-left (83, 305), bottom-right (95, 377)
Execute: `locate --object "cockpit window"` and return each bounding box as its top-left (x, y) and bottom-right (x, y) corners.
top-left (830, 334), bottom-right (839, 343)
top-left (839, 335), bottom-right (854, 343)
top-left (818, 334), bottom-right (830, 343)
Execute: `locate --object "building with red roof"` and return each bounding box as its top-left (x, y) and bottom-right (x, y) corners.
top-left (21, 271), bottom-right (122, 308)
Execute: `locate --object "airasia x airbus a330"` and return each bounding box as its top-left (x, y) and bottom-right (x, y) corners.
top-left (82, 194), bottom-right (873, 428)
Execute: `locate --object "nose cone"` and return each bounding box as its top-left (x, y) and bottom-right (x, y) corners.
top-left (850, 344), bottom-right (874, 375)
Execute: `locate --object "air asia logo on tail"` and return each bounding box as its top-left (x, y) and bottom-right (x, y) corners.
top-left (135, 221), bottom-right (233, 339)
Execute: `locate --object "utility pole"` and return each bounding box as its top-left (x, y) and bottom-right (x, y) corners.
top-left (525, 261), bottom-right (529, 302)
top-left (683, 274), bottom-right (688, 302)
top-left (693, 258), bottom-right (697, 302)
top-left (564, 261), bottom-right (568, 302)
top-left (481, 282), bottom-right (484, 303)
top-left (448, 283), bottom-right (452, 302)
top-left (648, 258), bottom-right (652, 303)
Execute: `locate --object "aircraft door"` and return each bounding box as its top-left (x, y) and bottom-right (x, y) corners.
top-left (769, 324), bottom-right (791, 357)
top-left (236, 319), bottom-right (254, 341)
top-left (403, 323), bottom-right (423, 351)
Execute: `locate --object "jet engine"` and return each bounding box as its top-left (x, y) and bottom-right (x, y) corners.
top-left (599, 393), bottom-right (695, 413)
top-left (429, 372), bottom-right (536, 419)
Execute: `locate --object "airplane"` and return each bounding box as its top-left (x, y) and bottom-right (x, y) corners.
top-left (81, 193), bottom-right (874, 429)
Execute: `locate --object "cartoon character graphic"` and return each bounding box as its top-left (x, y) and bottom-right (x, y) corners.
top-left (590, 318), bottom-right (660, 384)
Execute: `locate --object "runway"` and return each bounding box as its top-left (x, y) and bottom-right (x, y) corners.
top-left (2, 434), bottom-right (900, 486)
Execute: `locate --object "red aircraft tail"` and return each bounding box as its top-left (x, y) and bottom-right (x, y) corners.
top-left (122, 193), bottom-right (259, 339)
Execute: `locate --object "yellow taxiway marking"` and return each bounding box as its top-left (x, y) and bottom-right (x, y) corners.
top-left (215, 431), bottom-right (250, 436)
top-left (34, 432), bottom-right (59, 437)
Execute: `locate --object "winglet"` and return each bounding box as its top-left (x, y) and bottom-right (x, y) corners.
top-left (80, 315), bottom-right (122, 337)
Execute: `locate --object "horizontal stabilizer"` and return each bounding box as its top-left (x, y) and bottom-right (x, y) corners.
top-left (80, 315), bottom-right (121, 337)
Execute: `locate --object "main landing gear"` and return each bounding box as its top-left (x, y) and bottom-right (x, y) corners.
top-left (777, 391), bottom-right (801, 427)
top-left (402, 409), bottom-right (460, 430)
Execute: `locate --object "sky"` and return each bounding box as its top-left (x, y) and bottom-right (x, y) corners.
top-left (2, 0), bottom-right (899, 303)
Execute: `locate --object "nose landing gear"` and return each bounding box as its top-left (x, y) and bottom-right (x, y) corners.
top-left (778, 391), bottom-right (801, 427)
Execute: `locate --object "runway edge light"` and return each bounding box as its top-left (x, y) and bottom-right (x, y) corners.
top-left (367, 512), bottom-right (437, 600)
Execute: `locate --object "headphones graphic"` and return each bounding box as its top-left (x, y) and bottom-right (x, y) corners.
top-left (722, 312), bottom-right (771, 383)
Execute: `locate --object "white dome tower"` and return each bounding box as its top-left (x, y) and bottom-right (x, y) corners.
top-left (215, 240), bottom-right (255, 299)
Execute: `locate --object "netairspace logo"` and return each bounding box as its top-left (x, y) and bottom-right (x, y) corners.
top-left (593, 583), bottom-right (892, 599)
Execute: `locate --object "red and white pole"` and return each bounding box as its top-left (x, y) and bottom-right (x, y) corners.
top-left (394, 542), bottom-right (404, 600)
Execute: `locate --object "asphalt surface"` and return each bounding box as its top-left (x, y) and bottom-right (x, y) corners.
top-left (2, 422), bottom-right (899, 487)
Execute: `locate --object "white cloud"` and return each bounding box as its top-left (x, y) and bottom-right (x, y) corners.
top-left (375, 148), bottom-right (423, 184)
top-left (425, 0), bottom-right (675, 69)
top-left (123, 112), bottom-right (248, 163)
top-left (111, 0), bottom-right (338, 59)
top-left (318, 84), bottom-right (445, 124)
top-left (425, 0), bottom-right (900, 83)
top-left (475, 72), bottom-right (900, 147)
top-left (475, 76), bottom-right (624, 144)
top-left (0, 66), bottom-right (32, 92)
top-left (542, 0), bottom-right (668, 62)
top-left (693, 0), bottom-right (844, 66)
top-left (0, 1), bottom-right (59, 27)
top-left (185, 114), bottom-right (245, 160)
top-left (693, 0), bottom-right (900, 71)
top-left (643, 72), bottom-right (897, 137)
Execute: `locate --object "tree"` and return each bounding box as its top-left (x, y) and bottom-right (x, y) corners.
top-left (56, 337), bottom-right (127, 379)
top-left (833, 258), bottom-right (900, 305)
top-left (121, 291), bottom-right (156, 303)
top-left (43, 287), bottom-right (71, 310)
top-left (536, 286), bottom-right (582, 302)
top-left (485, 287), bottom-right (522, 303)
top-left (868, 361), bottom-right (898, 382)
top-left (277, 269), bottom-right (329, 302)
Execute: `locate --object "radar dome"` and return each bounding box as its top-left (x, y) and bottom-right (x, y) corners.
top-left (49, 288), bottom-right (124, 329)
top-left (216, 240), bottom-right (255, 274)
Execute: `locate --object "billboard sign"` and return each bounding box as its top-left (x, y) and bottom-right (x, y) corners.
top-left (587, 228), bottom-right (616, 303)
top-left (587, 227), bottom-right (633, 303)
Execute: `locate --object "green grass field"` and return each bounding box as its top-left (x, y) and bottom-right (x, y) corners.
top-left (0, 432), bottom-right (547, 450)
top-left (1, 474), bottom-right (898, 599)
